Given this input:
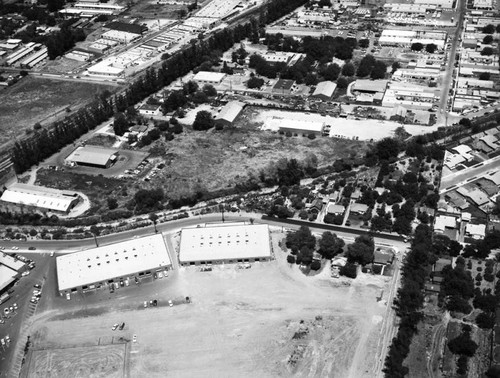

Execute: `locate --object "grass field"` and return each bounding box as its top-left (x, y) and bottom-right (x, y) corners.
top-left (0, 76), bottom-right (117, 148)
top-left (27, 344), bottom-right (127, 378)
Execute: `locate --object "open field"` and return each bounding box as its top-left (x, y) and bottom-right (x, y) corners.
top-left (142, 124), bottom-right (367, 199)
top-left (0, 77), bottom-right (117, 148)
top-left (21, 230), bottom-right (392, 378)
top-left (26, 344), bottom-right (127, 378)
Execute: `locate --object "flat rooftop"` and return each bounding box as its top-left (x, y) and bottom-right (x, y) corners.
top-left (56, 234), bottom-right (171, 292)
top-left (179, 223), bottom-right (271, 263)
top-left (65, 145), bottom-right (118, 166)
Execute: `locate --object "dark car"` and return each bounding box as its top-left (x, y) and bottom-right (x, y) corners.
top-left (119, 322), bottom-right (125, 330)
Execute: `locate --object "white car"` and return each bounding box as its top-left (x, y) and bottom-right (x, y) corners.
top-left (168, 300), bottom-right (173, 307)
top-left (66, 293), bottom-right (71, 300)
top-left (133, 334), bottom-right (137, 343)
top-left (112, 323), bottom-right (119, 331)
top-left (158, 272), bottom-right (163, 279)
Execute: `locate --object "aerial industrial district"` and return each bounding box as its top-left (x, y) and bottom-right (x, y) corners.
top-left (2, 0), bottom-right (500, 376)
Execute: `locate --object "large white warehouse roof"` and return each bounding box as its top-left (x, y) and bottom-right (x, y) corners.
top-left (179, 223), bottom-right (271, 263)
top-left (56, 234), bottom-right (171, 292)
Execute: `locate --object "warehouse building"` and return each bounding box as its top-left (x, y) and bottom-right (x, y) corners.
top-left (179, 223), bottom-right (272, 266)
top-left (263, 117), bottom-right (326, 136)
top-left (64, 146), bottom-right (119, 168)
top-left (193, 71), bottom-right (226, 85)
top-left (56, 234), bottom-right (172, 294)
top-left (0, 183), bottom-right (79, 214)
top-left (215, 101), bottom-right (245, 127)
top-left (312, 81), bottom-right (337, 101)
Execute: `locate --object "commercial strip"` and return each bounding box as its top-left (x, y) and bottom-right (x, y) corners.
top-left (178, 223), bottom-right (272, 266)
top-left (56, 234), bottom-right (172, 294)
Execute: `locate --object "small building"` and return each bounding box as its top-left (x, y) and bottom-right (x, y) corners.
top-left (179, 223), bottom-right (272, 266)
top-left (275, 119), bottom-right (325, 136)
top-left (465, 223), bottom-right (486, 239)
top-left (350, 203), bottom-right (368, 214)
top-left (214, 101), bottom-right (245, 127)
top-left (138, 103), bottom-right (161, 116)
top-left (56, 234), bottom-right (172, 294)
top-left (309, 198), bottom-right (324, 214)
top-left (64, 146), bottom-right (119, 169)
top-left (312, 81), bottom-right (337, 101)
top-left (0, 183), bottom-right (79, 214)
top-left (193, 71), bottom-right (226, 85)
top-left (424, 282), bottom-right (441, 293)
top-left (326, 203), bottom-right (345, 215)
top-left (272, 79), bottom-right (296, 95)
top-left (373, 249), bottom-right (394, 265)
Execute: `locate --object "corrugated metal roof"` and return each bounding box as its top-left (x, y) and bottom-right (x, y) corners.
top-left (216, 101), bottom-right (244, 123)
top-left (0, 183), bottom-right (77, 212)
top-left (312, 81), bottom-right (337, 98)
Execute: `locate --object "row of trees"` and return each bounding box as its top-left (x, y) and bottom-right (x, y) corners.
top-left (383, 224), bottom-right (433, 377)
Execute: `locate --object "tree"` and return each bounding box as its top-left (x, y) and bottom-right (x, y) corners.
top-left (192, 110), bottom-right (214, 130)
top-left (370, 60), bottom-right (387, 79)
top-left (107, 197), bottom-right (118, 210)
top-left (482, 24), bottom-right (495, 34)
top-left (286, 225), bottom-right (316, 253)
top-left (375, 137), bottom-right (400, 161)
top-left (391, 62), bottom-right (400, 73)
top-left (336, 76), bottom-right (348, 89)
top-left (318, 231), bottom-right (345, 259)
top-left (459, 118), bottom-right (471, 127)
top-left (341, 62), bottom-right (355, 76)
top-left (347, 240), bottom-right (374, 265)
top-left (318, 0), bottom-right (331, 6)
top-left (182, 80), bottom-right (198, 95)
top-left (322, 63), bottom-right (341, 80)
top-left (310, 260), bottom-right (321, 270)
top-left (359, 39), bottom-right (370, 48)
top-left (202, 84), bottom-right (217, 97)
top-left (447, 332), bottom-right (478, 357)
top-left (247, 76), bottom-right (264, 89)
top-left (483, 34), bottom-right (494, 44)
top-left (29, 229), bottom-right (37, 237)
top-left (425, 43), bottom-right (437, 54)
top-left (287, 254), bottom-right (296, 264)
top-left (356, 54), bottom-right (376, 77)
top-left (340, 262), bottom-right (357, 278)
top-left (479, 72), bottom-right (491, 80)
top-left (113, 113), bottom-right (128, 136)
top-left (149, 213), bottom-right (159, 233)
top-left (481, 47), bottom-right (494, 56)
top-left (411, 42), bottom-right (424, 51)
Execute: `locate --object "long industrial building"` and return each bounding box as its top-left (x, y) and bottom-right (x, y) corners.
top-left (56, 234), bottom-right (172, 294)
top-left (0, 183), bottom-right (79, 214)
top-left (179, 223), bottom-right (272, 266)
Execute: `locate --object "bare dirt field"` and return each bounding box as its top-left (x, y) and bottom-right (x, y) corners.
top-left (0, 77), bottom-right (117, 147)
top-left (21, 230), bottom-right (392, 378)
top-left (25, 344), bottom-right (127, 378)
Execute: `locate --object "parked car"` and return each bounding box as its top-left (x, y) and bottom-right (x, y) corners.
top-left (111, 324), bottom-right (119, 331)
top-left (143, 301), bottom-right (148, 308)
top-left (133, 335), bottom-right (137, 343)
top-left (168, 300), bottom-right (173, 307)
top-left (34, 284), bottom-right (41, 289)
top-left (119, 322), bottom-right (125, 330)
top-left (30, 299), bottom-right (37, 304)
top-left (66, 293), bottom-right (70, 300)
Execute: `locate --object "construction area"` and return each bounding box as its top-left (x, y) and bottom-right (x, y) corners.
top-left (19, 229), bottom-right (395, 378)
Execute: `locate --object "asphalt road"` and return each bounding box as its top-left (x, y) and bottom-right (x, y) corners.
top-left (439, 154), bottom-right (500, 193)
top-left (438, 0), bottom-right (466, 118)
top-left (1, 214), bottom-right (408, 254)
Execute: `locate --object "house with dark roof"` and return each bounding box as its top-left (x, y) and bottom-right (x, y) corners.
top-left (272, 79), bottom-right (296, 95)
top-left (309, 198), bottom-right (324, 214)
top-left (373, 249), bottom-right (394, 265)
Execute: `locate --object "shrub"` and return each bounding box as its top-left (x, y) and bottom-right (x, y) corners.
top-left (340, 262), bottom-right (357, 278)
top-left (287, 254), bottom-right (296, 264)
top-left (310, 260), bottom-right (321, 271)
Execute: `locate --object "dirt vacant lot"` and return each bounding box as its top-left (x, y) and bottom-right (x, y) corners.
top-left (0, 77), bottom-right (117, 147)
top-left (22, 230), bottom-right (392, 378)
top-left (26, 344), bottom-right (127, 378)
